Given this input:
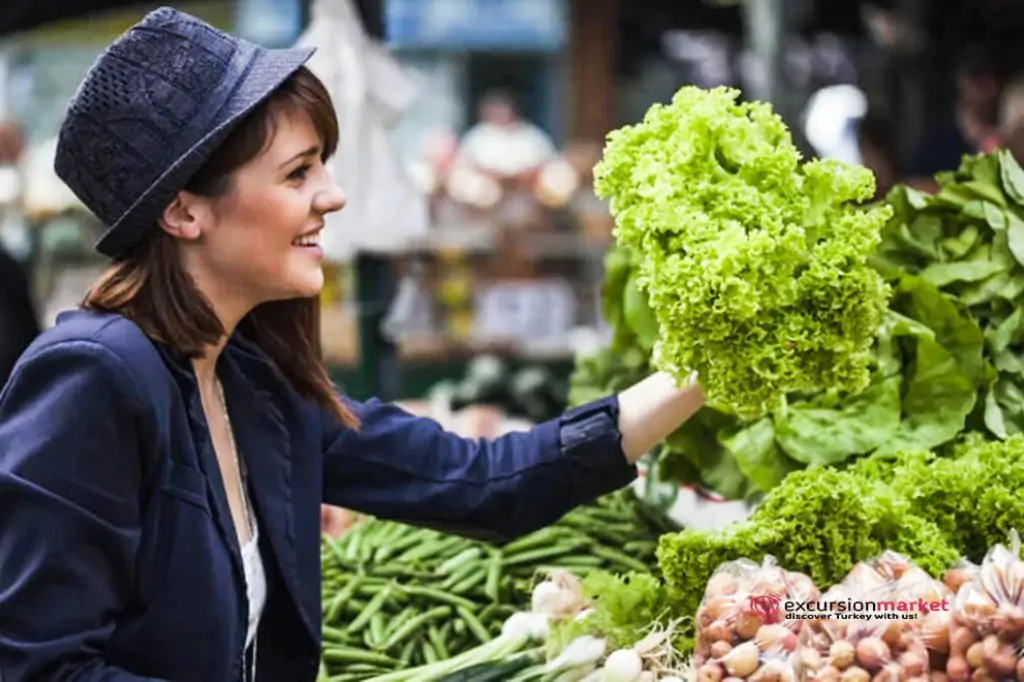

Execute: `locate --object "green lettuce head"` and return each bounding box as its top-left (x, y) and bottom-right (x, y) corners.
top-left (594, 86), bottom-right (893, 419)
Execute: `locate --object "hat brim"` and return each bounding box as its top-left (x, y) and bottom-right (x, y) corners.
top-left (94, 45), bottom-right (316, 259)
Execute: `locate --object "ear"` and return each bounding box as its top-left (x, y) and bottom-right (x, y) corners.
top-left (158, 191), bottom-right (207, 241)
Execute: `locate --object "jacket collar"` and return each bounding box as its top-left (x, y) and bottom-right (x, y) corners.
top-left (152, 334), bottom-right (318, 642)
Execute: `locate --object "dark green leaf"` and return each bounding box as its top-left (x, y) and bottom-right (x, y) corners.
top-left (935, 182), bottom-right (1005, 209)
top-left (965, 152), bottom-right (1002, 187)
top-left (874, 336), bottom-right (977, 456)
top-left (1006, 214), bottom-right (1024, 267)
top-left (984, 203), bottom-right (1009, 231)
top-left (919, 260), bottom-right (1006, 287)
top-left (895, 276), bottom-right (987, 388)
top-left (698, 447), bottom-right (752, 501)
top-left (601, 246), bottom-right (633, 329)
top-left (623, 275), bottom-right (660, 351)
top-left (999, 149), bottom-right (1024, 205)
top-left (995, 349), bottom-right (1024, 375)
top-left (773, 375), bottom-right (902, 466)
top-left (986, 307), bottom-right (1024, 353)
top-left (940, 224), bottom-right (980, 258)
top-left (985, 382), bottom-right (1008, 439)
top-left (960, 270), bottom-right (1024, 307)
top-left (719, 418), bottom-right (800, 493)
top-left (985, 377), bottom-right (1024, 438)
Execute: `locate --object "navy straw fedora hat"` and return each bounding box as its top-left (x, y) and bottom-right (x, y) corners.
top-left (54, 7), bottom-right (316, 258)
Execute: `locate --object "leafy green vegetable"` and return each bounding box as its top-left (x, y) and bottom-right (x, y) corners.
top-left (573, 147), bottom-right (1024, 499)
top-left (849, 434), bottom-right (1024, 561)
top-left (593, 86), bottom-right (893, 419)
top-left (654, 434), bottom-right (1024, 656)
top-left (547, 572), bottom-right (691, 656)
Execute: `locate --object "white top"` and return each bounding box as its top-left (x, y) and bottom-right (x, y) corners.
top-left (217, 378), bottom-right (267, 679)
top-left (241, 509), bottom-right (266, 654)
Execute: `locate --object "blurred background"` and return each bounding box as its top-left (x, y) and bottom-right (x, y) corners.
top-left (2, 0), bottom-right (1024, 440)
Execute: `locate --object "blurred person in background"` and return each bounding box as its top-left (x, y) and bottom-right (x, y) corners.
top-left (907, 46), bottom-right (1002, 186)
top-left (0, 246), bottom-right (40, 387)
top-left (998, 73), bottom-right (1024, 164)
top-left (855, 113), bottom-right (900, 201)
top-left (0, 9), bottom-right (709, 681)
top-left (0, 119), bottom-right (40, 387)
top-left (454, 89), bottom-right (556, 179)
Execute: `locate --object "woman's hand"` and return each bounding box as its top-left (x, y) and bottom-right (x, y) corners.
top-left (616, 371), bottom-right (705, 464)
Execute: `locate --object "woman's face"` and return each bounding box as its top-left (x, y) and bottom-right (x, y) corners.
top-left (169, 108), bottom-right (345, 318)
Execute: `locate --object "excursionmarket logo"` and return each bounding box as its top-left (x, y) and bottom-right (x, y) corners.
top-left (747, 594), bottom-right (950, 621)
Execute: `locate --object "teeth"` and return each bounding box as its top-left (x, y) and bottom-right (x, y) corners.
top-left (293, 232), bottom-right (320, 247)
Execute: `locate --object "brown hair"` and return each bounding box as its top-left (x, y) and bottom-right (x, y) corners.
top-left (83, 66), bottom-right (359, 430)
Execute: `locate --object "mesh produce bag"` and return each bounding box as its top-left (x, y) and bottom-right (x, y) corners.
top-left (946, 534), bottom-right (1024, 682)
top-left (794, 553), bottom-right (936, 682)
top-left (694, 556), bottom-right (820, 682)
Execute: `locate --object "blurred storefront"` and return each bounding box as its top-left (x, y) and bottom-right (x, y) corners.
top-left (3, 0), bottom-right (1022, 403)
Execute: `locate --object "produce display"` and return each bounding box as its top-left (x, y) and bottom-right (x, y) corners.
top-left (592, 86), bottom-right (892, 419)
top-left (688, 543), bottom-right (1024, 682)
top-left (692, 557), bottom-right (818, 677)
top-left (312, 84), bottom-right (1024, 682)
top-left (354, 568), bottom-right (694, 682)
top-left (572, 147), bottom-right (1024, 501)
top-left (873, 150), bottom-right (1024, 440)
top-left (944, 540), bottom-right (1024, 682)
top-left (792, 554), bottom-right (945, 682)
top-left (654, 434), bottom-right (1024, 655)
top-left (317, 490), bottom-right (677, 680)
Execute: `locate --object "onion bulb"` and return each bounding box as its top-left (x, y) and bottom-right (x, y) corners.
top-left (920, 611), bottom-right (951, 653)
top-left (602, 648), bottom-right (644, 682)
top-left (841, 667), bottom-right (870, 682)
top-left (698, 664), bottom-right (725, 682)
top-left (722, 642), bottom-right (761, 678)
top-left (945, 655), bottom-right (969, 682)
top-left (532, 581), bottom-right (562, 613)
top-left (830, 641), bottom-right (857, 670)
top-left (855, 638), bottom-right (891, 672)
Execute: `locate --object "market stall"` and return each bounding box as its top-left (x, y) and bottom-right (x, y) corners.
top-left (313, 84), bottom-right (1024, 681)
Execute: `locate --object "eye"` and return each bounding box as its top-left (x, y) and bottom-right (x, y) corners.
top-left (287, 163), bottom-right (312, 182)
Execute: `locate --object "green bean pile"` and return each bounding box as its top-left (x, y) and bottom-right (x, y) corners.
top-left (318, 490), bottom-right (678, 680)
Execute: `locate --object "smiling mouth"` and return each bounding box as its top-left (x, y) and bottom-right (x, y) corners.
top-left (292, 231), bottom-right (321, 247)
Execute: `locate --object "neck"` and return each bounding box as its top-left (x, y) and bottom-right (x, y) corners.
top-left (188, 282), bottom-right (253, 393)
top-left (191, 338), bottom-right (228, 392)
top-left (179, 253), bottom-right (258, 390)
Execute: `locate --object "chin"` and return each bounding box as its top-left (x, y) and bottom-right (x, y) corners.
top-left (272, 268), bottom-right (325, 301)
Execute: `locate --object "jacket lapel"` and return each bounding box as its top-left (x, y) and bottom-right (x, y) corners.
top-left (150, 341), bottom-right (248, 586)
top-left (219, 352), bottom-right (318, 642)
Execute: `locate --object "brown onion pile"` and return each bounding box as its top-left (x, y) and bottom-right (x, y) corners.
top-left (694, 557), bottom-right (820, 682)
top-left (695, 546), bottom-right (1024, 682)
top-left (794, 554), bottom-right (938, 682)
top-left (942, 543), bottom-right (1024, 682)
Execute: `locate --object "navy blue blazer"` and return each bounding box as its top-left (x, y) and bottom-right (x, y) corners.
top-left (0, 310), bottom-right (636, 682)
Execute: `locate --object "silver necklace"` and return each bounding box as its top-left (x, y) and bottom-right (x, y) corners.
top-left (215, 378), bottom-right (260, 682)
top-left (216, 378), bottom-right (253, 539)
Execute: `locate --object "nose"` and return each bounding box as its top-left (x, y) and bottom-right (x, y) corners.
top-left (314, 178), bottom-right (347, 215)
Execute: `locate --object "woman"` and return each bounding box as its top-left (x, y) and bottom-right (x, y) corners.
top-left (0, 8), bottom-right (704, 682)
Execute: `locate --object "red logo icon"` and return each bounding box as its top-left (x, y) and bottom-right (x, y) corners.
top-left (748, 593), bottom-right (783, 623)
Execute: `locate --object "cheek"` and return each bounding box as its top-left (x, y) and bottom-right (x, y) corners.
top-left (226, 194), bottom-right (303, 254)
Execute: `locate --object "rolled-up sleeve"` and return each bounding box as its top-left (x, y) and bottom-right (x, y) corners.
top-left (0, 341), bottom-right (164, 681)
top-left (321, 394), bottom-right (637, 541)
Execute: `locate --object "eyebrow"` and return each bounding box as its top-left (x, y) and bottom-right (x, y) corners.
top-left (279, 145), bottom-right (320, 169)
